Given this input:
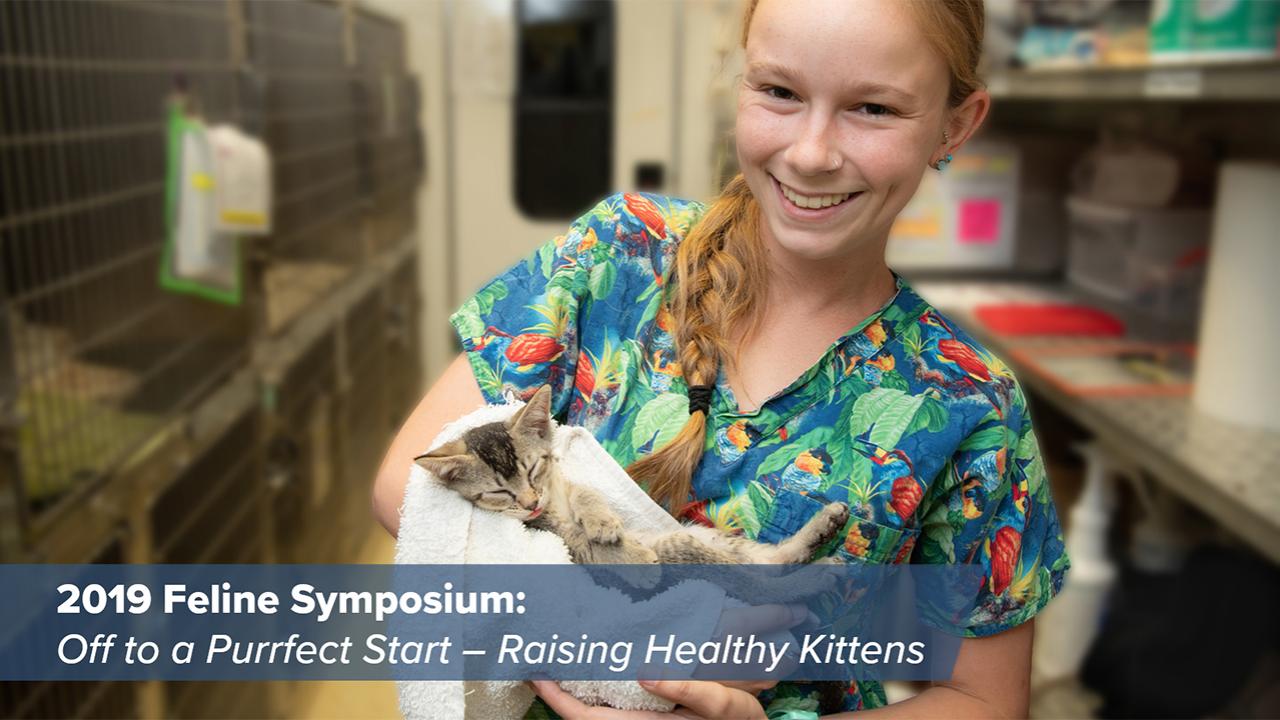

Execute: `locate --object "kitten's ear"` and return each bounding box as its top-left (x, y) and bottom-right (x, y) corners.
top-left (414, 439), bottom-right (469, 484)
top-left (508, 384), bottom-right (553, 440)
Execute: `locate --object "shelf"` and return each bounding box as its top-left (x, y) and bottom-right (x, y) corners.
top-left (988, 59), bottom-right (1280, 102)
top-left (253, 236), bottom-right (416, 386)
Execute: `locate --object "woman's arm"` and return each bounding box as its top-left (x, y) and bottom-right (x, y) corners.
top-left (838, 620), bottom-right (1033, 718)
top-left (372, 353), bottom-right (486, 538)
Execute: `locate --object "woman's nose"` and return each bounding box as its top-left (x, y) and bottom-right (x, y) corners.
top-left (785, 114), bottom-right (842, 175)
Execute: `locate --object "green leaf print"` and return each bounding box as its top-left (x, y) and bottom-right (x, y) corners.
top-left (850, 387), bottom-right (902, 438)
top-left (470, 361), bottom-right (503, 399)
top-left (538, 239), bottom-right (557, 279)
top-left (741, 481), bottom-right (775, 538)
top-left (632, 394), bottom-right (690, 453)
top-left (867, 393), bottom-right (925, 448)
top-left (588, 261), bottom-right (616, 300)
top-left (826, 362), bottom-right (839, 403)
top-left (899, 321), bottom-right (923, 355)
top-left (958, 424), bottom-right (1006, 452)
top-left (589, 197), bottom-right (622, 226)
top-left (880, 369), bottom-right (910, 391)
top-left (478, 280), bottom-right (509, 313)
top-left (616, 339), bottom-right (649, 395)
top-left (766, 696), bottom-right (820, 714)
top-left (636, 291), bottom-right (663, 337)
top-left (825, 442), bottom-right (853, 489)
top-left (1017, 427), bottom-right (1044, 485)
top-left (605, 411), bottom-right (642, 469)
top-left (453, 280), bottom-right (509, 337)
top-left (922, 500), bottom-right (956, 562)
top-left (906, 395), bottom-right (949, 435)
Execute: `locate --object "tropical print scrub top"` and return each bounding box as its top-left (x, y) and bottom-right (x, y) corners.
top-left (450, 192), bottom-right (1070, 714)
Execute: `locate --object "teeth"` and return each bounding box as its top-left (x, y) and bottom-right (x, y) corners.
top-left (780, 182), bottom-right (853, 209)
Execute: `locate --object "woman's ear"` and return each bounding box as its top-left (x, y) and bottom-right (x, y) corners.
top-left (941, 88), bottom-right (992, 159)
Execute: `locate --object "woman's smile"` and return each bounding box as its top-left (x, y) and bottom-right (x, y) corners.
top-left (771, 173), bottom-right (864, 222)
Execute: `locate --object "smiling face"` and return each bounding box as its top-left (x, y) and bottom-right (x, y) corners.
top-left (735, 0), bottom-right (956, 264)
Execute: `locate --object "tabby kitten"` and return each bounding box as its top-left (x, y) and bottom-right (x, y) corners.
top-left (414, 385), bottom-right (850, 566)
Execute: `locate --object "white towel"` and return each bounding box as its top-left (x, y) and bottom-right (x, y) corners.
top-left (395, 400), bottom-right (704, 719)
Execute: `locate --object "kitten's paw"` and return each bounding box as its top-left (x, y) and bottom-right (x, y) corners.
top-left (583, 515), bottom-right (623, 544)
top-left (815, 502), bottom-right (851, 543)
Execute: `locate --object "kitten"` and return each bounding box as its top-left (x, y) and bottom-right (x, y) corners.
top-left (414, 385), bottom-right (850, 566)
top-left (417, 386), bottom-right (855, 713)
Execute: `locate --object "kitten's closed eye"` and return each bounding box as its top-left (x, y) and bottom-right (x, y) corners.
top-left (478, 490), bottom-right (516, 505)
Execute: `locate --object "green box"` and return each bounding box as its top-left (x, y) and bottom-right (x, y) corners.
top-left (1194, 0), bottom-right (1280, 60)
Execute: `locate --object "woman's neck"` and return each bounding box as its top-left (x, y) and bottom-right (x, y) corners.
top-left (762, 239), bottom-right (898, 326)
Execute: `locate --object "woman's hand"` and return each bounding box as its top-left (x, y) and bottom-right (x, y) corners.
top-left (529, 679), bottom-right (768, 719)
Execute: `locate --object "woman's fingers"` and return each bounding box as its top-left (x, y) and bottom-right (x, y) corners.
top-left (710, 678), bottom-right (779, 694)
top-left (638, 679), bottom-right (767, 720)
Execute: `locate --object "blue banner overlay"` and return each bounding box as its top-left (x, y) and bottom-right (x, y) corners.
top-left (0, 564), bottom-right (985, 683)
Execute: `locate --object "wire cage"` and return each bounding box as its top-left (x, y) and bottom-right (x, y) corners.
top-left (0, 532), bottom-right (144, 720)
top-left (261, 325), bottom-right (342, 563)
top-left (244, 0), bottom-right (369, 338)
top-left (0, 0), bottom-right (253, 554)
top-left (148, 408), bottom-right (265, 565)
top-left (384, 250), bottom-right (422, 429)
top-left (334, 282), bottom-right (389, 560)
top-left (352, 7), bottom-right (424, 254)
top-left (148, 398), bottom-right (274, 719)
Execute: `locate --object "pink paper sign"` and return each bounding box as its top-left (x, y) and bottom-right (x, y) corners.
top-left (958, 198), bottom-right (1001, 244)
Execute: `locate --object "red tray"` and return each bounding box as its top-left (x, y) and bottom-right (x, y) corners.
top-left (975, 303), bottom-right (1126, 337)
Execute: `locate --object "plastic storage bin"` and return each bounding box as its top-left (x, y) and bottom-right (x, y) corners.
top-left (1065, 195), bottom-right (1209, 319)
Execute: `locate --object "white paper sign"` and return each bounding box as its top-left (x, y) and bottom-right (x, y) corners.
top-left (208, 124), bottom-right (273, 234)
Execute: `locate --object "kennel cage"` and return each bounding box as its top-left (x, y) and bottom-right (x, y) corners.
top-left (352, 7), bottom-right (424, 255)
top-left (0, 532), bottom-right (143, 720)
top-left (244, 0), bottom-right (371, 337)
top-left (332, 280), bottom-right (388, 561)
top-left (384, 249), bottom-right (423, 428)
top-left (0, 0), bottom-right (254, 557)
top-left (260, 322), bottom-right (343, 564)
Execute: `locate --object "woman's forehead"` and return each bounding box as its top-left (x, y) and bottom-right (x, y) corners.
top-left (745, 0), bottom-right (947, 100)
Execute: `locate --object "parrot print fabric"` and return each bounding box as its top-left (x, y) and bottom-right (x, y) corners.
top-left (451, 192), bottom-right (1070, 713)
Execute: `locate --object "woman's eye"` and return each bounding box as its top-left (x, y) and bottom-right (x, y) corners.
top-left (855, 103), bottom-right (895, 118)
top-left (762, 85), bottom-right (795, 101)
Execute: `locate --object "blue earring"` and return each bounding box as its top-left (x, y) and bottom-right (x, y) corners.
top-left (936, 153), bottom-right (952, 172)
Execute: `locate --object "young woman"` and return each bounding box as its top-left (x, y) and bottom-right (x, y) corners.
top-left (374, 0), bottom-right (1069, 716)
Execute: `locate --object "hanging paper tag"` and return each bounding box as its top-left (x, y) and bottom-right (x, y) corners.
top-left (208, 124), bottom-right (273, 234)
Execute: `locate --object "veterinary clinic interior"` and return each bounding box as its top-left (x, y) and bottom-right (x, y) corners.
top-left (1, 0), bottom-right (1278, 718)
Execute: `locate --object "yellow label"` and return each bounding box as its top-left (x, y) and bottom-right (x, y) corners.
top-left (220, 210), bottom-right (266, 226)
